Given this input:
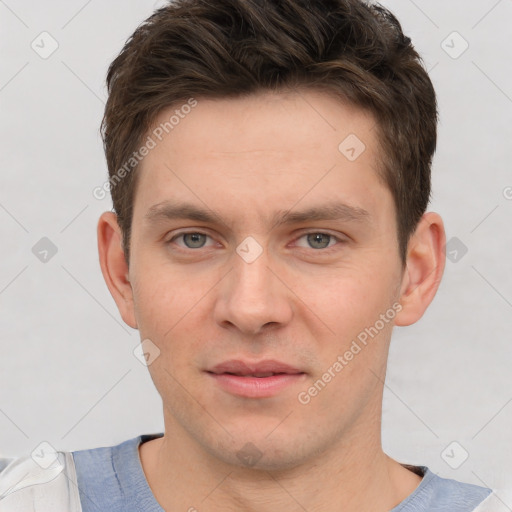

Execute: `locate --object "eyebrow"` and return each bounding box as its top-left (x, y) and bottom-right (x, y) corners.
top-left (143, 200), bottom-right (371, 229)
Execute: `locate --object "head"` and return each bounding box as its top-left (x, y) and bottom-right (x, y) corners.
top-left (101, 0), bottom-right (438, 268)
top-left (98, 0), bottom-right (445, 471)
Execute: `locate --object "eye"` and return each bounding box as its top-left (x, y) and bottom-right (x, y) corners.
top-left (166, 230), bottom-right (346, 253)
top-left (294, 232), bottom-right (343, 251)
top-left (168, 231), bottom-right (215, 249)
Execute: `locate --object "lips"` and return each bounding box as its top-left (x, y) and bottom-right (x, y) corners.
top-left (208, 359), bottom-right (304, 377)
top-left (206, 359), bottom-right (307, 398)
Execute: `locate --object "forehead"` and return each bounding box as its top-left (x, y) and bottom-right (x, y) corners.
top-left (133, 89), bottom-right (389, 228)
top-left (147, 89), bottom-right (378, 157)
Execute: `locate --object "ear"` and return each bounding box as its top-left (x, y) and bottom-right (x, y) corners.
top-left (97, 211), bottom-right (138, 329)
top-left (394, 212), bottom-right (446, 326)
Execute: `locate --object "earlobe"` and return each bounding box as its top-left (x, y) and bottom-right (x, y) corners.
top-left (394, 212), bottom-right (446, 327)
top-left (97, 211), bottom-right (138, 329)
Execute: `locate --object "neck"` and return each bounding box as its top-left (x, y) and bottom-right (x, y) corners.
top-left (140, 417), bottom-right (422, 512)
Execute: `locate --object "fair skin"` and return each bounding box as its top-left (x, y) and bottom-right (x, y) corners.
top-left (98, 89), bottom-right (445, 511)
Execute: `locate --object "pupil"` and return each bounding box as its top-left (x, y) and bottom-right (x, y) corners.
top-left (184, 233), bottom-right (206, 248)
top-left (308, 233), bottom-right (330, 249)
top-left (182, 233), bottom-right (330, 249)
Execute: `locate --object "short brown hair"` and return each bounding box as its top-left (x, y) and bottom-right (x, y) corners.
top-left (101, 0), bottom-right (437, 266)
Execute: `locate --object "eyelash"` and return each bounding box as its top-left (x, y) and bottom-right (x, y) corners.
top-left (166, 230), bottom-right (346, 254)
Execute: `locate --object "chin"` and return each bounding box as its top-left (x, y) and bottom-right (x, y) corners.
top-left (206, 431), bottom-right (313, 472)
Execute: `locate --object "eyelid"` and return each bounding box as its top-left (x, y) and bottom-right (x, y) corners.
top-left (167, 229), bottom-right (347, 252)
top-left (167, 230), bottom-right (218, 248)
top-left (291, 230), bottom-right (347, 251)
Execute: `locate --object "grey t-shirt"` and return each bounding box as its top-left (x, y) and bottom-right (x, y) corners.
top-left (72, 433), bottom-right (492, 512)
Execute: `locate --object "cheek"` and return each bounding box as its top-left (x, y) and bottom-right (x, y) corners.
top-left (130, 258), bottom-right (222, 350)
top-left (131, 265), bottom-right (188, 337)
top-left (303, 273), bottom-right (396, 413)
top-left (300, 263), bottom-right (398, 331)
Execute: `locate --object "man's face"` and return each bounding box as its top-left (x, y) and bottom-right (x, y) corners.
top-left (127, 90), bottom-right (405, 469)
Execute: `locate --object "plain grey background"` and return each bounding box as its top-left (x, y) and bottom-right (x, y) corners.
top-left (1, 0), bottom-right (511, 493)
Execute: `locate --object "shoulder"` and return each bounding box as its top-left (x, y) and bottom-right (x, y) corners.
top-left (0, 451), bottom-right (81, 512)
top-left (0, 433), bottom-right (162, 512)
top-left (402, 467), bottom-right (512, 512)
top-left (471, 473), bottom-right (512, 512)
top-left (70, 433), bottom-right (162, 511)
top-left (0, 459), bottom-right (12, 473)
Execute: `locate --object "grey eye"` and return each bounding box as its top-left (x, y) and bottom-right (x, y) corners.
top-left (307, 233), bottom-right (332, 249)
top-left (183, 233), bottom-right (207, 248)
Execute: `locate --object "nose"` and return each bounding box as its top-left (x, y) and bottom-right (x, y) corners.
top-left (213, 245), bottom-right (294, 336)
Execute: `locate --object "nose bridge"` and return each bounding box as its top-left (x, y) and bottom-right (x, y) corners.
top-left (234, 249), bottom-right (271, 299)
top-left (214, 242), bottom-right (293, 334)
